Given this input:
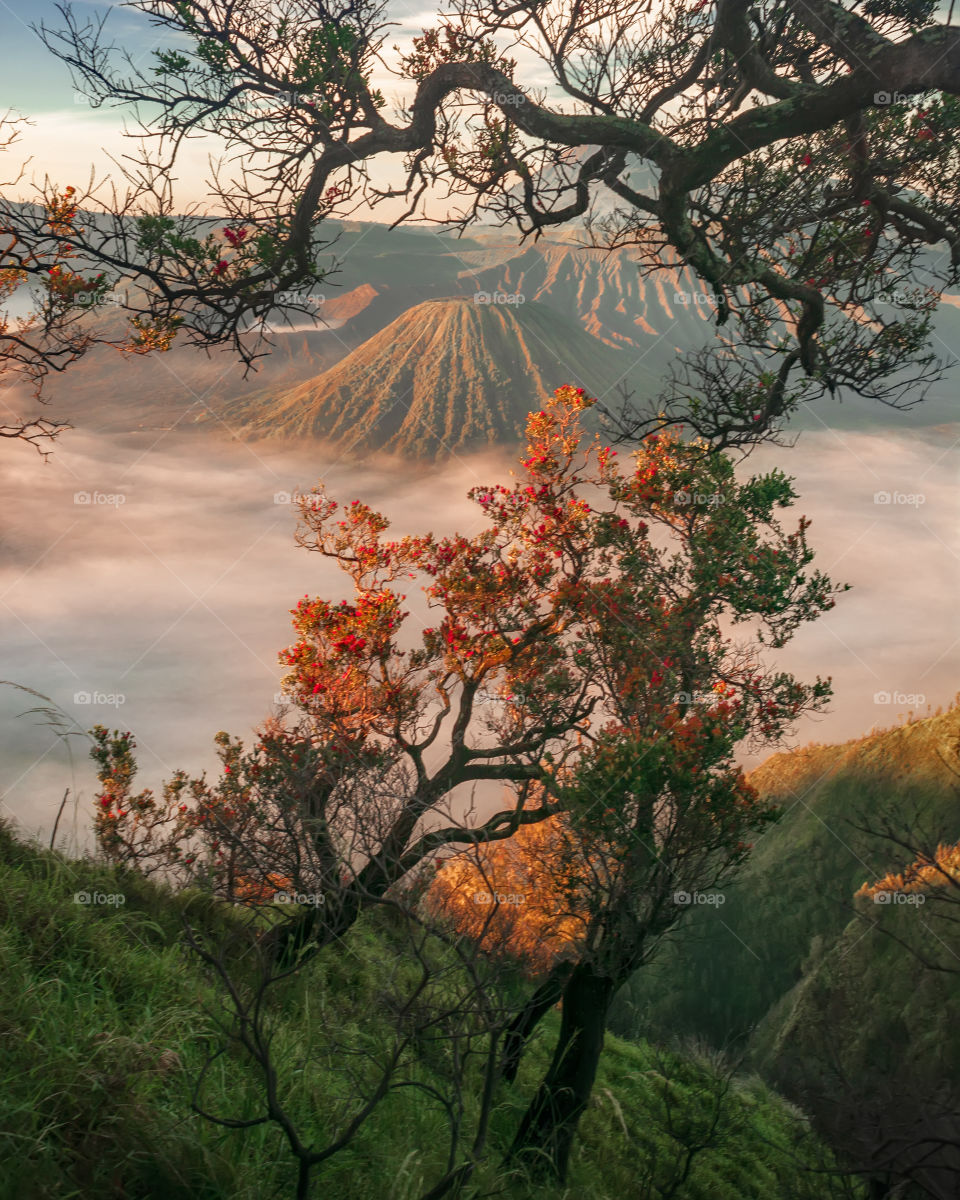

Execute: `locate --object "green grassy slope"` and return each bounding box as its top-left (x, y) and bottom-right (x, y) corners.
top-left (0, 822), bottom-right (844, 1200)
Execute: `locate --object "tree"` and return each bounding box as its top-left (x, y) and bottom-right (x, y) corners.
top-left (86, 385), bottom-right (840, 985)
top-left (83, 383), bottom-right (843, 1182)
top-left (421, 409), bottom-right (845, 1180)
top-left (0, 113), bottom-right (145, 451)
top-left (2, 0), bottom-right (957, 448)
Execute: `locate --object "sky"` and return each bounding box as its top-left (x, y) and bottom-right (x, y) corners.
top-left (0, 0), bottom-right (542, 222)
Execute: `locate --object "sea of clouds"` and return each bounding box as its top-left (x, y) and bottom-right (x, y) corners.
top-left (1, 407), bottom-right (956, 848)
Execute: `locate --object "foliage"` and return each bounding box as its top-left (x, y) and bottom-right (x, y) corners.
top-left (854, 840), bottom-right (960, 901)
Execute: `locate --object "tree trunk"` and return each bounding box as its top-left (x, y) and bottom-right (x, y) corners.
top-left (506, 959), bottom-right (616, 1181)
top-left (499, 959), bottom-right (575, 1084)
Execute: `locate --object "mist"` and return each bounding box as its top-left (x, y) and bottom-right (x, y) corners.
top-left (1, 415), bottom-right (956, 846)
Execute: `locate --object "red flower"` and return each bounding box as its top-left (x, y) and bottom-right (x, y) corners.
top-left (800, 153), bottom-right (812, 166)
top-left (213, 260), bottom-right (229, 276)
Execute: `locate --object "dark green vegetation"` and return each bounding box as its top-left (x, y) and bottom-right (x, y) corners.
top-left (614, 704), bottom-right (960, 1194)
top-left (0, 820), bottom-right (845, 1200)
top-left (615, 704), bottom-right (960, 1049)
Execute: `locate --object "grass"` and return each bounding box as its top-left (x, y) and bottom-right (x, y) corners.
top-left (0, 821), bottom-right (849, 1200)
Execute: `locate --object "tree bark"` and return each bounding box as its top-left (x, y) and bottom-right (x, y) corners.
top-left (506, 959), bottom-right (617, 1181)
top-left (499, 959), bottom-right (576, 1084)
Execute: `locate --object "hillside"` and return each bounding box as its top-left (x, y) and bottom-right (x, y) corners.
top-left (749, 894), bottom-right (960, 1197)
top-left (0, 822), bottom-right (844, 1200)
top-left (612, 703), bottom-right (960, 1050)
top-left (202, 297), bottom-right (648, 459)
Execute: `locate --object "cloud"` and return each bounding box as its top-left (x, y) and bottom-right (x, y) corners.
top-left (0, 415), bottom-right (956, 843)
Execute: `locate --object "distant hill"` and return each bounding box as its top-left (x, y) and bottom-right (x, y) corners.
top-left (611, 702), bottom-right (960, 1050)
top-left (748, 874), bottom-right (960, 1197)
top-left (202, 296), bottom-right (652, 459)
top-left (604, 701), bottom-right (960, 1191)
